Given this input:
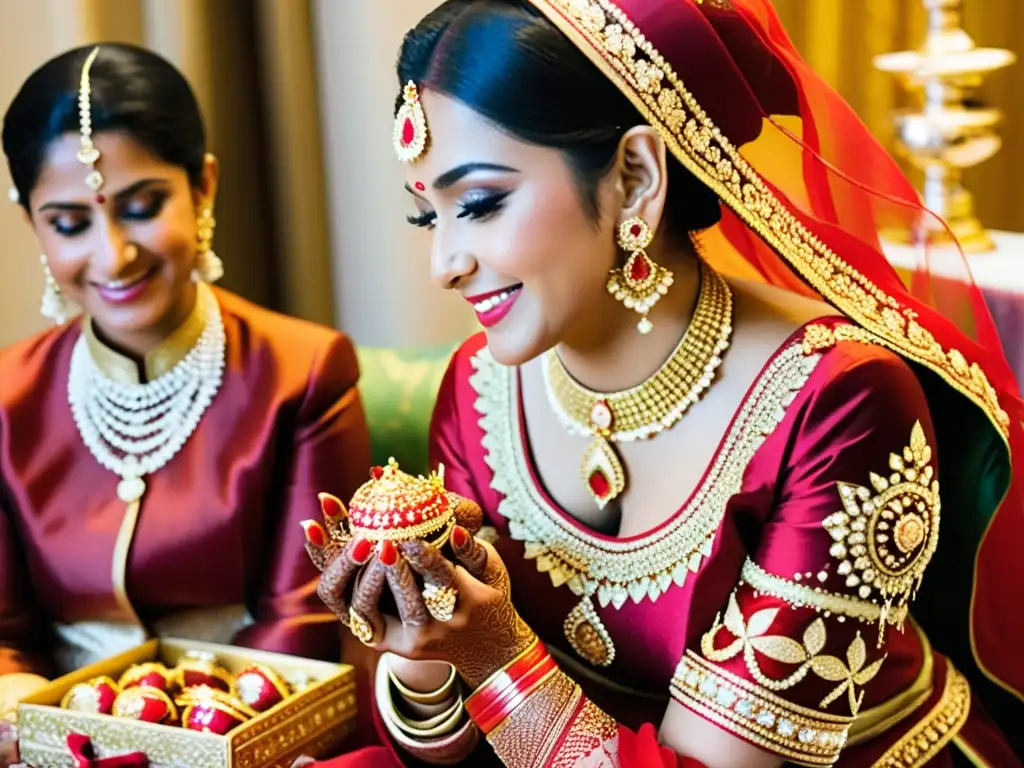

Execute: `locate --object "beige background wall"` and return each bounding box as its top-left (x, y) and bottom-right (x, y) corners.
top-left (0, 1), bottom-right (1020, 351)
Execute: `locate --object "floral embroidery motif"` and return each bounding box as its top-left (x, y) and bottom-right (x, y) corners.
top-left (701, 593), bottom-right (885, 716)
top-left (531, 1), bottom-right (1008, 438)
top-left (822, 421), bottom-right (939, 634)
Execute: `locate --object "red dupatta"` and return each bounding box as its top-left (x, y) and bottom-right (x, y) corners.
top-left (526, 0), bottom-right (1023, 740)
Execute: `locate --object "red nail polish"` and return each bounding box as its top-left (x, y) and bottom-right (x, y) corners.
top-left (300, 520), bottom-right (326, 547)
top-left (319, 493), bottom-right (344, 519)
top-left (351, 538), bottom-right (373, 564)
top-left (379, 540), bottom-right (398, 567)
top-left (451, 526), bottom-right (468, 549)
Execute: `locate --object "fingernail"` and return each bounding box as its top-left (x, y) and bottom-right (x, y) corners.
top-left (351, 537), bottom-right (373, 564)
top-left (379, 540), bottom-right (398, 567)
top-left (318, 493), bottom-right (345, 519)
top-left (300, 520), bottom-right (326, 547)
top-left (451, 526), bottom-right (469, 549)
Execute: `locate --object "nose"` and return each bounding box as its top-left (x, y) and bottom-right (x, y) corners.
top-left (91, 218), bottom-right (137, 277)
top-left (430, 231), bottom-right (477, 290)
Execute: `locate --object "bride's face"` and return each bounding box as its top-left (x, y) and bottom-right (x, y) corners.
top-left (404, 91), bottom-right (620, 366)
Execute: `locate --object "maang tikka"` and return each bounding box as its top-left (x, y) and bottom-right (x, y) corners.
top-left (393, 81), bottom-right (429, 163)
top-left (607, 216), bottom-right (673, 334)
top-left (77, 47), bottom-right (105, 202)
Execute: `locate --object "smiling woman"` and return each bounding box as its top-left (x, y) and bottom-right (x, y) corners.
top-left (304, 2), bottom-right (1024, 768)
top-left (0, 43), bottom-right (372, 757)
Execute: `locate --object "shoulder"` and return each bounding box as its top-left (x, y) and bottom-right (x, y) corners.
top-left (0, 322), bottom-right (80, 403)
top-left (799, 320), bottom-right (929, 420)
top-left (216, 289), bottom-right (352, 364)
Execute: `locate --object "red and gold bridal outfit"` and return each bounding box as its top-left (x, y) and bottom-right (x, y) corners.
top-left (326, 0), bottom-right (1024, 765)
top-left (0, 287), bottom-right (372, 686)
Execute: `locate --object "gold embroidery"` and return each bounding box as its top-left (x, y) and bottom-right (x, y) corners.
top-left (564, 597), bottom-right (615, 668)
top-left (527, 0), bottom-right (1009, 440)
top-left (471, 343), bottom-right (819, 611)
top-left (822, 421), bottom-right (940, 632)
top-left (549, 699), bottom-right (619, 768)
top-left (671, 652), bottom-right (851, 766)
top-left (740, 558), bottom-right (908, 629)
top-left (874, 666), bottom-right (970, 767)
top-left (488, 670), bottom-right (581, 766)
top-left (701, 593), bottom-right (885, 716)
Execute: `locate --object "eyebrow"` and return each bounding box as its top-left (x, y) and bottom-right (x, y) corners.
top-left (38, 177), bottom-right (171, 212)
top-left (431, 162), bottom-right (520, 190)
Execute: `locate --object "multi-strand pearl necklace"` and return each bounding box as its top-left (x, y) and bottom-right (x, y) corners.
top-left (67, 286), bottom-right (226, 503)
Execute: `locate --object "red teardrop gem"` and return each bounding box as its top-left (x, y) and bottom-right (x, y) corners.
top-left (402, 117), bottom-right (416, 146)
top-left (629, 255), bottom-right (651, 282)
top-left (630, 223), bottom-right (642, 238)
top-left (588, 470), bottom-right (611, 499)
top-left (371, 466), bottom-right (384, 480)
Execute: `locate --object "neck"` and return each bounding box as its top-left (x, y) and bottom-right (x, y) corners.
top-left (89, 282), bottom-right (201, 380)
top-left (556, 248), bottom-right (702, 392)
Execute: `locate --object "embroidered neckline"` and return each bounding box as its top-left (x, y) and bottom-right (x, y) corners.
top-left (470, 336), bottom-right (823, 611)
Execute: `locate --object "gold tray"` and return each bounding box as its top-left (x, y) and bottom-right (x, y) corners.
top-left (17, 638), bottom-right (357, 768)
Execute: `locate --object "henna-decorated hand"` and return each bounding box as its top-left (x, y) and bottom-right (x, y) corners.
top-left (0, 721), bottom-right (19, 768)
top-left (355, 528), bottom-right (536, 688)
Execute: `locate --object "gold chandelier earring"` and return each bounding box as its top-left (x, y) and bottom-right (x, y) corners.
top-left (39, 254), bottom-right (68, 324)
top-left (192, 205), bottom-right (224, 284)
top-left (606, 216), bottom-right (673, 335)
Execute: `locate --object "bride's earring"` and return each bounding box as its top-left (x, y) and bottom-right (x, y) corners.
top-left (606, 216), bottom-right (673, 334)
top-left (192, 205), bottom-right (224, 283)
top-left (39, 254), bottom-right (68, 325)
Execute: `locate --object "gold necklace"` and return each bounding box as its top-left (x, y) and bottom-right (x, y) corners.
top-left (542, 261), bottom-right (733, 509)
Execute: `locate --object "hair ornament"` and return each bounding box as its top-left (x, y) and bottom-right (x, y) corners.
top-left (393, 81), bottom-right (429, 163)
top-left (77, 46), bottom-right (105, 198)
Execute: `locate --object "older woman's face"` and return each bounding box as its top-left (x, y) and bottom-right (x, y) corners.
top-left (403, 91), bottom-right (621, 366)
top-left (28, 131), bottom-right (209, 347)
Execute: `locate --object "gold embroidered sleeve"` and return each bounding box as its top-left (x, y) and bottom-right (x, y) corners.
top-left (671, 347), bottom-right (942, 766)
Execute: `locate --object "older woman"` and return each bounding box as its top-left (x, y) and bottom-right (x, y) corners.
top-left (0, 42), bottom-right (372, 757)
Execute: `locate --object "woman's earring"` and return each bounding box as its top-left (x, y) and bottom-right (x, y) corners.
top-left (192, 205), bottom-right (224, 284)
top-left (607, 216), bottom-right (673, 334)
top-left (39, 254), bottom-right (68, 325)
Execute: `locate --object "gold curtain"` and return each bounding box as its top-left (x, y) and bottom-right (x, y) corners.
top-left (772, 0), bottom-right (1024, 233)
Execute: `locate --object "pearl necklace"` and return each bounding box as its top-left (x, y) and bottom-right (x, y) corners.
top-left (68, 287), bottom-right (226, 503)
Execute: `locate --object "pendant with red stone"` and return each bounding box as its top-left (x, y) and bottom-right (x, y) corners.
top-left (393, 81), bottom-right (429, 163)
top-left (579, 435), bottom-right (625, 510)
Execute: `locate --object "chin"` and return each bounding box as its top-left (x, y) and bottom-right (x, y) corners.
top-left (482, 325), bottom-right (551, 368)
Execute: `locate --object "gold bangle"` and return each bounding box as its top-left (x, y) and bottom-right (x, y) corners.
top-left (391, 695), bottom-right (465, 739)
top-left (391, 694), bottom-right (465, 738)
top-left (388, 662), bottom-right (457, 706)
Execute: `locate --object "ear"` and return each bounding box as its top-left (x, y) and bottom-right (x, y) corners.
top-left (613, 126), bottom-right (668, 233)
top-left (194, 153), bottom-right (220, 208)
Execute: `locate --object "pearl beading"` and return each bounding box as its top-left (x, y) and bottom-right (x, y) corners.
top-left (67, 290), bottom-right (225, 494)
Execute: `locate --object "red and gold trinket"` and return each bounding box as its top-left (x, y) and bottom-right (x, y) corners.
top-left (173, 650), bottom-right (233, 692)
top-left (177, 686), bottom-right (257, 735)
top-left (233, 663), bottom-right (291, 712)
top-left (60, 676), bottom-right (119, 715)
top-left (112, 685), bottom-right (177, 725)
top-left (117, 662), bottom-right (171, 693)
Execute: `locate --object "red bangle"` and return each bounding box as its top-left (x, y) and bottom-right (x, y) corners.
top-left (465, 639), bottom-right (556, 735)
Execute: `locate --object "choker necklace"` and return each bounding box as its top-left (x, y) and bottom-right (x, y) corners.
top-left (543, 261), bottom-right (733, 509)
top-left (68, 284), bottom-right (226, 506)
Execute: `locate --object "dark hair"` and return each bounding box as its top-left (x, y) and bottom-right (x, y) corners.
top-left (3, 43), bottom-right (206, 209)
top-left (397, 0), bottom-right (721, 237)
